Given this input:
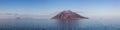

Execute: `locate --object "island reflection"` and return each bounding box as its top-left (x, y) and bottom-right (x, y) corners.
top-left (52, 10), bottom-right (87, 30)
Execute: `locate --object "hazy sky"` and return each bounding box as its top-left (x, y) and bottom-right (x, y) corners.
top-left (0, 0), bottom-right (120, 18)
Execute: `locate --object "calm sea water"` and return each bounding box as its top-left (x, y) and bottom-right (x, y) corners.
top-left (0, 18), bottom-right (120, 30)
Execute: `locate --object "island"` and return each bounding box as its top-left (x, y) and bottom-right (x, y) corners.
top-left (52, 10), bottom-right (88, 20)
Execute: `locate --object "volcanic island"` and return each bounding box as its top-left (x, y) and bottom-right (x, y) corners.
top-left (52, 10), bottom-right (87, 20)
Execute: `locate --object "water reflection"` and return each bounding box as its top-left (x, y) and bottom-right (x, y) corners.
top-left (0, 18), bottom-right (120, 30)
top-left (55, 19), bottom-right (81, 30)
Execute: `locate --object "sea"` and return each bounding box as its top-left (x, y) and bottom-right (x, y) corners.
top-left (0, 18), bottom-right (120, 30)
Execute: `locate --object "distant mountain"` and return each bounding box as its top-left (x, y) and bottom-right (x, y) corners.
top-left (52, 10), bottom-right (87, 20)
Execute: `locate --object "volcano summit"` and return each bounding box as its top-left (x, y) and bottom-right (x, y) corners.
top-left (52, 10), bottom-right (87, 20)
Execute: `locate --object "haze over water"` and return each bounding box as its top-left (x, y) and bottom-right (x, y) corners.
top-left (0, 18), bottom-right (120, 30)
top-left (0, 0), bottom-right (120, 30)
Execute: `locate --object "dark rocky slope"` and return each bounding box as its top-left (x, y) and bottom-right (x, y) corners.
top-left (52, 10), bottom-right (87, 20)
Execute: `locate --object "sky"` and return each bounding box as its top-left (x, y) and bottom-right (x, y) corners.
top-left (0, 0), bottom-right (120, 18)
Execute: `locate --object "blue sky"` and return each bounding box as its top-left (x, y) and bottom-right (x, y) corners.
top-left (0, 0), bottom-right (120, 18)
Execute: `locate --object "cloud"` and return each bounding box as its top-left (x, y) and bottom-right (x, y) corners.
top-left (0, 13), bottom-right (16, 19)
top-left (80, 12), bottom-right (120, 19)
top-left (0, 13), bottom-right (51, 19)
